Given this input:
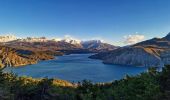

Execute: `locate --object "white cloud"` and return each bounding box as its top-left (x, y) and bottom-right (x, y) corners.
top-left (123, 34), bottom-right (145, 45)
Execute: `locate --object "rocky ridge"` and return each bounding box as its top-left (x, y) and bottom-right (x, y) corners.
top-left (0, 46), bottom-right (61, 68)
top-left (90, 33), bottom-right (170, 67)
top-left (4, 39), bottom-right (118, 53)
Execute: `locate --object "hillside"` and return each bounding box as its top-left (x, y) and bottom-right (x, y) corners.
top-left (134, 32), bottom-right (170, 49)
top-left (0, 46), bottom-right (63, 68)
top-left (90, 33), bottom-right (170, 67)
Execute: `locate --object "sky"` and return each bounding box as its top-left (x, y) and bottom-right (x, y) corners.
top-left (0, 0), bottom-right (170, 46)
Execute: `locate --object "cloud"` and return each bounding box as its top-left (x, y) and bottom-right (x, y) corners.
top-left (123, 34), bottom-right (145, 45)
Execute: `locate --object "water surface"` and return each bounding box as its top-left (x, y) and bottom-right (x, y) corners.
top-left (3, 54), bottom-right (147, 82)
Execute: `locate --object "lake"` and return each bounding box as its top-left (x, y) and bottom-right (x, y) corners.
top-left (3, 54), bottom-right (148, 83)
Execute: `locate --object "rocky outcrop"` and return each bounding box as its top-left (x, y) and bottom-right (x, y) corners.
top-left (90, 47), bottom-right (163, 67)
top-left (0, 46), bottom-right (60, 68)
top-left (0, 47), bottom-right (37, 68)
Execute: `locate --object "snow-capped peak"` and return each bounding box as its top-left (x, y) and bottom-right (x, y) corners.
top-left (0, 35), bottom-right (17, 42)
top-left (52, 38), bottom-right (62, 42)
top-left (62, 35), bottom-right (81, 45)
top-left (81, 40), bottom-right (102, 44)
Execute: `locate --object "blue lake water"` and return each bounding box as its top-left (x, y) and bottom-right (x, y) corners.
top-left (3, 54), bottom-right (148, 82)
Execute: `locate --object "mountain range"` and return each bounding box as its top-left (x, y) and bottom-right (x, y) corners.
top-left (1, 33), bottom-right (170, 68)
top-left (0, 36), bottom-right (118, 51)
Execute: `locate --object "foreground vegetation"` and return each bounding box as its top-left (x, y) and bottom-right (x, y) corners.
top-left (0, 65), bottom-right (170, 100)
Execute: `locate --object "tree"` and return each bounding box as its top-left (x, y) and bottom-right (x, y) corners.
top-left (37, 78), bottom-right (54, 100)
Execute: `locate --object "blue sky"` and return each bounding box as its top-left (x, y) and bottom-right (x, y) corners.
top-left (0, 0), bottom-right (170, 45)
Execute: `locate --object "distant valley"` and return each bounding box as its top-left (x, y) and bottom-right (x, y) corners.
top-left (0, 35), bottom-right (118, 68)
